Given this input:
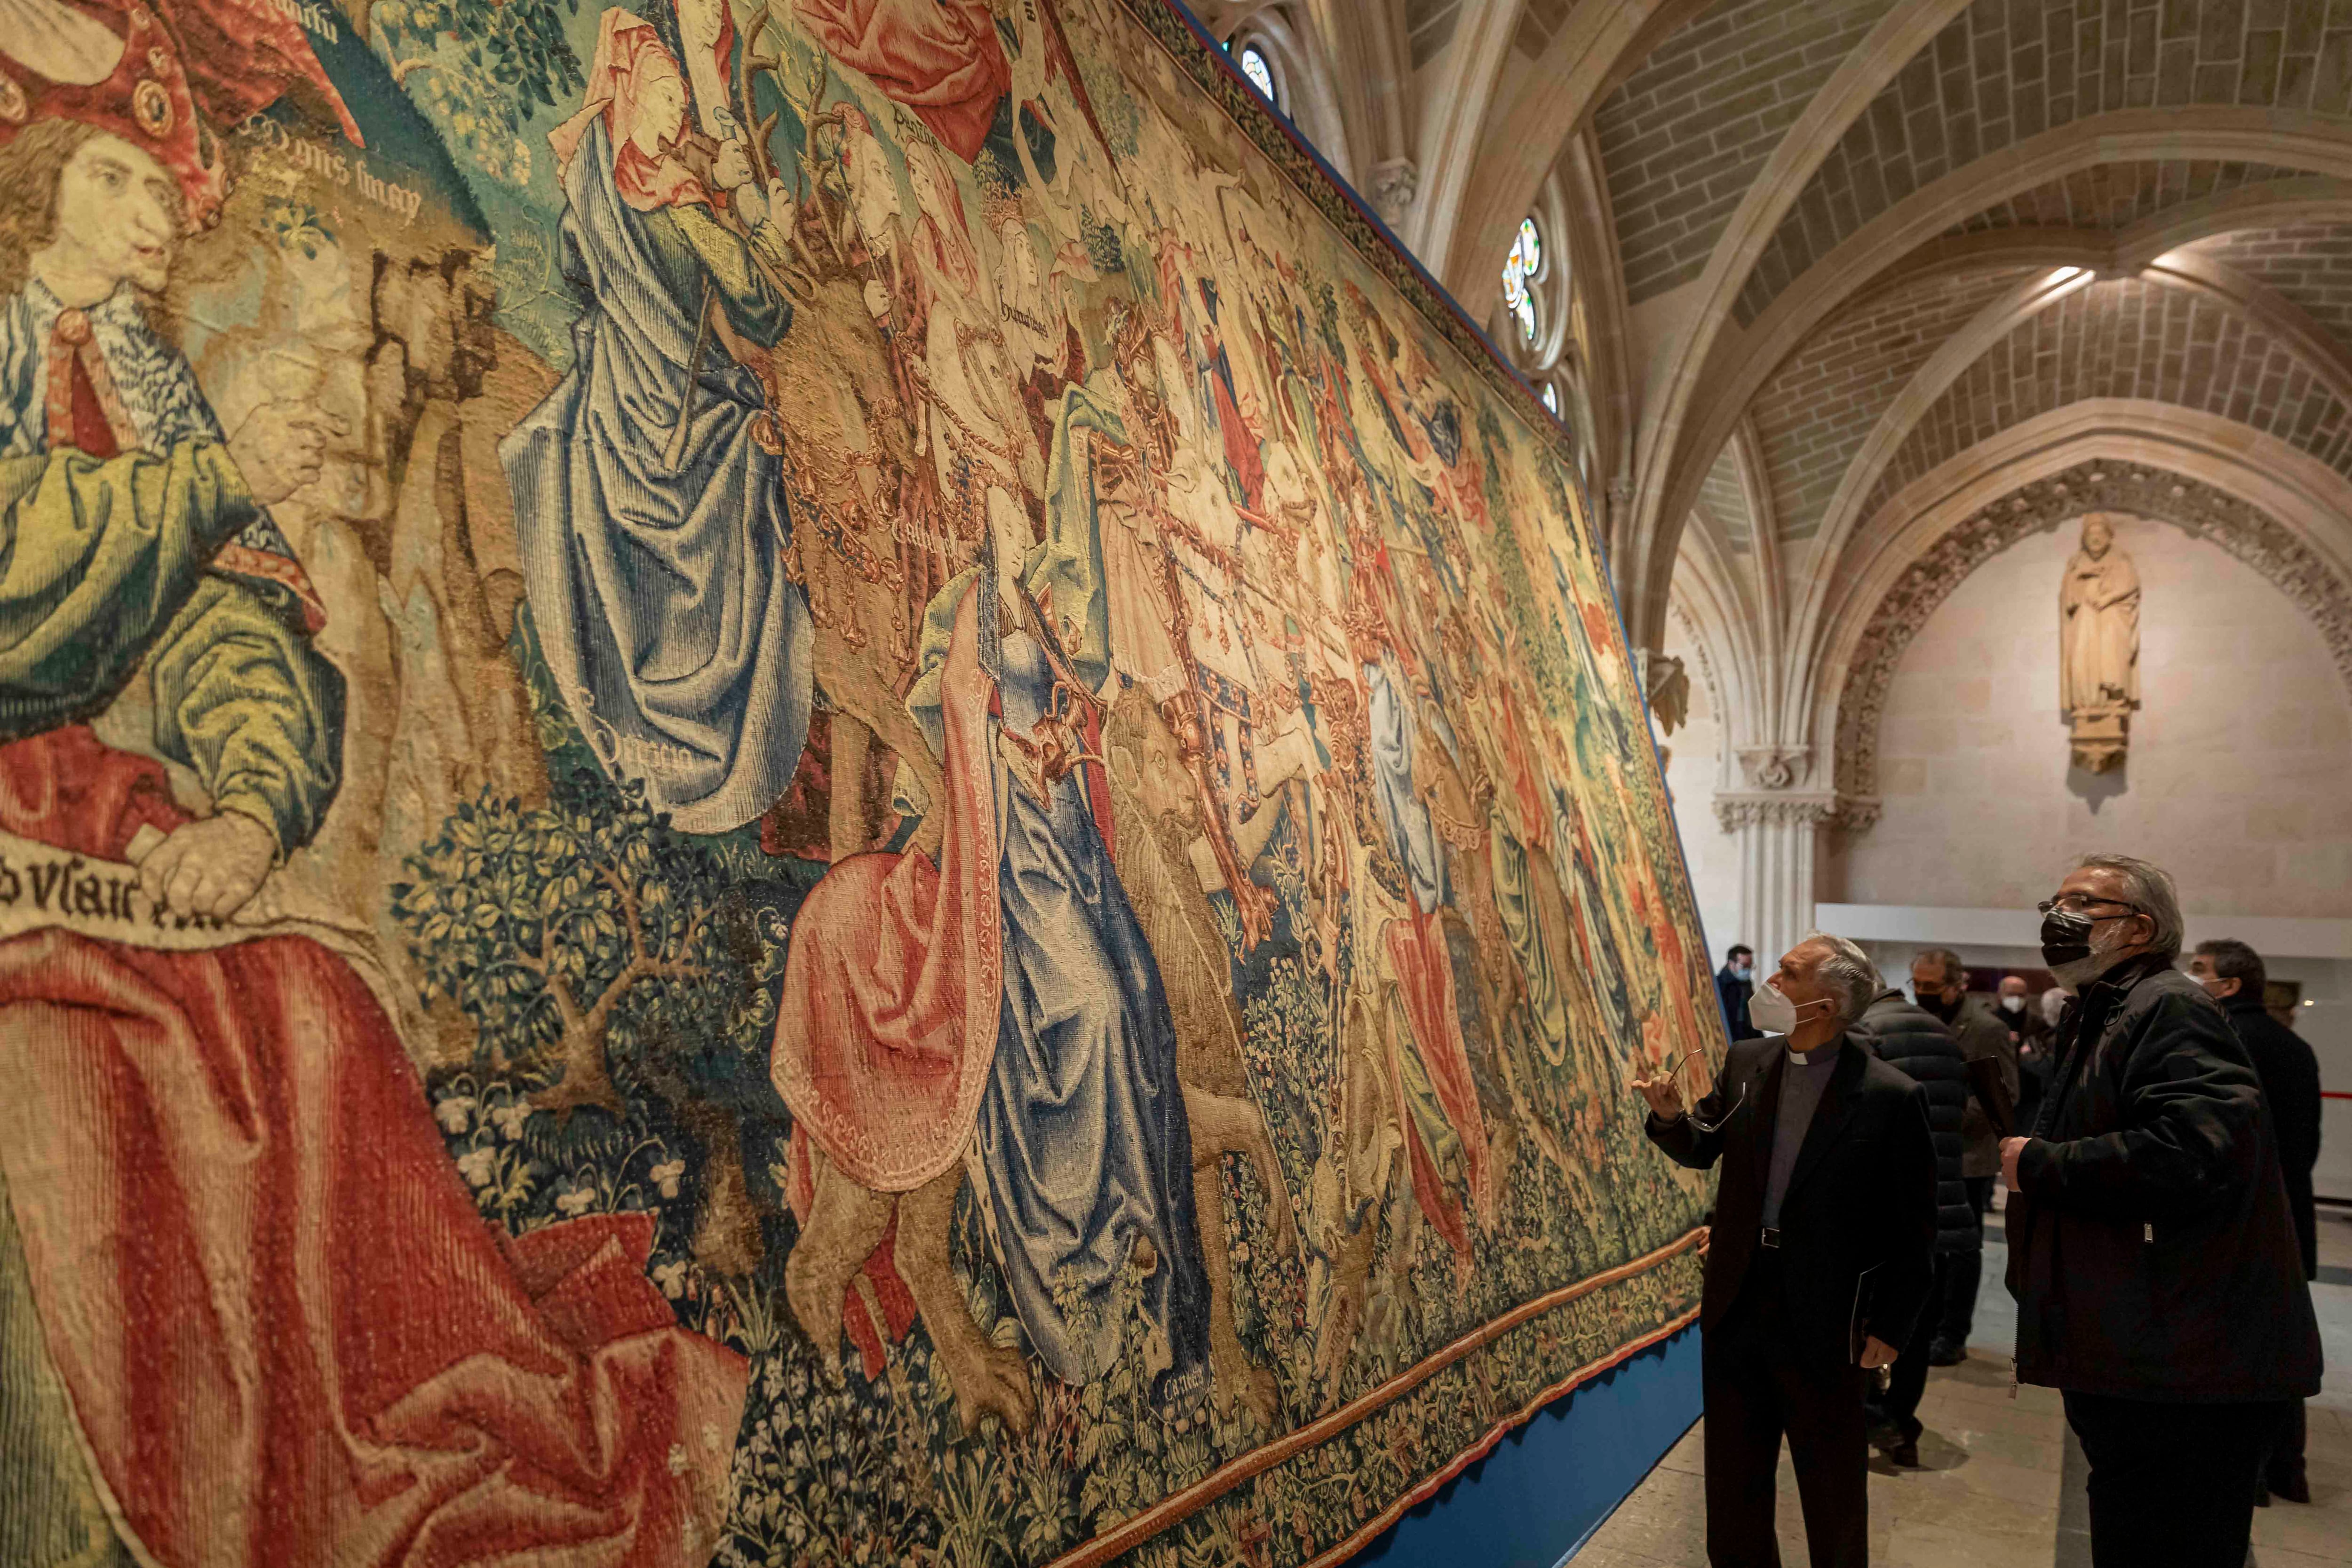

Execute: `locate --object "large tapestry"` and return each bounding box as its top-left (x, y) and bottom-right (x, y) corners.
top-left (0, 0), bottom-right (1715, 1561)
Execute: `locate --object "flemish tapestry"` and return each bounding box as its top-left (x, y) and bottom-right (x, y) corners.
top-left (0, 0), bottom-right (1715, 1562)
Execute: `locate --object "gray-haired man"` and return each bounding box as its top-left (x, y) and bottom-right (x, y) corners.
top-left (2005, 855), bottom-right (2321, 1568)
top-left (1636, 933), bottom-right (1939, 1568)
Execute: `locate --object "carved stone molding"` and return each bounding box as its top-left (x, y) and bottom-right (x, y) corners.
top-left (1645, 652), bottom-right (1690, 735)
top-left (1713, 792), bottom-right (1837, 832)
top-left (1713, 791), bottom-right (1880, 832)
top-left (1369, 158), bottom-right (1418, 226)
top-left (1830, 795), bottom-right (1881, 832)
top-left (1664, 596), bottom-right (1724, 734)
top-left (1735, 745), bottom-right (1809, 791)
top-left (1833, 461), bottom-right (2352, 802)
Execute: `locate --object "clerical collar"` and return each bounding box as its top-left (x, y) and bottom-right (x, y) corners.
top-left (1787, 1044), bottom-right (1836, 1068)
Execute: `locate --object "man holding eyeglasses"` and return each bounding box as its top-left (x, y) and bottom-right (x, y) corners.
top-left (1635, 933), bottom-right (1938, 1568)
top-left (2002, 855), bottom-right (2320, 1568)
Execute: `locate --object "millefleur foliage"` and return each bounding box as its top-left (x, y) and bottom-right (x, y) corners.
top-left (370, 0), bottom-right (582, 184)
top-left (393, 777), bottom-right (742, 1116)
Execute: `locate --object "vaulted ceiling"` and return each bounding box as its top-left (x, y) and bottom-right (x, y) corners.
top-left (1202, 0), bottom-right (2352, 793)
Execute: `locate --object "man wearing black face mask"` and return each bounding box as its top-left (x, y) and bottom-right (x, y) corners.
top-left (1909, 948), bottom-right (2017, 1366)
top-left (2004, 855), bottom-right (2320, 1568)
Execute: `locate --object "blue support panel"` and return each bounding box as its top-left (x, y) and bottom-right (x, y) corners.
top-left (1345, 1325), bottom-right (1703, 1568)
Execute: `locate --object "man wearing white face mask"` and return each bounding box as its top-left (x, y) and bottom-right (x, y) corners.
top-left (2002, 855), bottom-right (2320, 1568)
top-left (1635, 934), bottom-right (1938, 1568)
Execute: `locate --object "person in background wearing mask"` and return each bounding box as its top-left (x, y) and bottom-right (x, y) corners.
top-left (1855, 957), bottom-right (1972, 1466)
top-left (2003, 857), bottom-right (2320, 1568)
top-left (1717, 944), bottom-right (1761, 1040)
top-left (1910, 949), bottom-right (2018, 1367)
top-left (1635, 934), bottom-right (1938, 1568)
top-left (2000, 974), bottom-right (2054, 1133)
top-left (2188, 938), bottom-right (2322, 1507)
top-left (2035, 986), bottom-right (2069, 1120)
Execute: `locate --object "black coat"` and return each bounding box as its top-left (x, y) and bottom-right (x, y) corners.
top-left (1716, 965), bottom-right (1757, 1039)
top-left (2010, 1004), bottom-right (2056, 1135)
top-left (1645, 1033), bottom-right (1939, 1368)
top-left (2007, 956), bottom-right (2322, 1402)
top-left (1856, 990), bottom-right (1976, 1252)
top-left (1947, 996), bottom-right (2021, 1179)
top-left (2223, 992), bottom-right (2322, 1280)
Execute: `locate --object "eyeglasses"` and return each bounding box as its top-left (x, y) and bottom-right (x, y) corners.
top-left (2036, 896), bottom-right (2142, 918)
top-left (1688, 1081), bottom-right (1748, 1135)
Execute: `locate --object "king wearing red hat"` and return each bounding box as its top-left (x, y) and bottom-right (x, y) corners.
top-left (0, 0), bottom-right (359, 225)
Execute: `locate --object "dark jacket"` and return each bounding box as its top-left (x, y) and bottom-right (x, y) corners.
top-left (2012, 998), bottom-right (2057, 1055)
top-left (2008, 1000), bottom-right (2056, 1132)
top-left (1945, 995), bottom-right (2021, 1179)
top-left (2006, 955), bottom-right (2322, 1402)
top-left (1716, 965), bottom-right (1757, 1039)
top-left (1645, 1033), bottom-right (1939, 1367)
top-left (2223, 992), bottom-right (2322, 1280)
top-left (1856, 989), bottom-right (1976, 1252)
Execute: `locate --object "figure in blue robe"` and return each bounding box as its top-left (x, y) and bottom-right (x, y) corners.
top-left (1364, 654), bottom-right (1446, 916)
top-left (500, 113), bottom-right (811, 834)
top-left (906, 554), bottom-right (1212, 1401)
top-left (975, 625), bottom-right (1210, 1395)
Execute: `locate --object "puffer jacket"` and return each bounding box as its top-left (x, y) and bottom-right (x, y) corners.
top-left (2006, 955), bottom-right (2321, 1402)
top-left (1858, 989), bottom-right (1975, 1252)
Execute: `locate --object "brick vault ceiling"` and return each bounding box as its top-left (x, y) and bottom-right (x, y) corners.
top-left (1547, 0), bottom-right (2352, 583)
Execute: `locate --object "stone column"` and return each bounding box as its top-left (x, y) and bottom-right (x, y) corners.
top-left (1713, 793), bottom-right (1836, 967)
top-left (1605, 476), bottom-right (1635, 576)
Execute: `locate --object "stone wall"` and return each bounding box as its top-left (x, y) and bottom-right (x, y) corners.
top-left (1843, 512), bottom-right (2352, 917)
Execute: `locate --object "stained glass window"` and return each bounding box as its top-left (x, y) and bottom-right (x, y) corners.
top-left (1237, 44), bottom-right (1276, 104)
top-left (1541, 381), bottom-right (1559, 415)
top-left (1502, 215), bottom-right (1541, 346)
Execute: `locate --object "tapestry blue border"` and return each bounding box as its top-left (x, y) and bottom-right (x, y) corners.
top-left (1348, 1326), bottom-right (1704, 1567)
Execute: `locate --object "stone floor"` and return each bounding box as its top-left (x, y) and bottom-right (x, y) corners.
top-left (1571, 1202), bottom-right (2352, 1568)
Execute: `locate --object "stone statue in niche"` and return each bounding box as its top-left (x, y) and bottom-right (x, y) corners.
top-left (2059, 512), bottom-right (2141, 771)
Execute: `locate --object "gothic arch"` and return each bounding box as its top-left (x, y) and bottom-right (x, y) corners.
top-left (1828, 460), bottom-right (2352, 806)
top-left (1221, 6), bottom-right (1355, 181)
top-left (1633, 110), bottom-right (2352, 653)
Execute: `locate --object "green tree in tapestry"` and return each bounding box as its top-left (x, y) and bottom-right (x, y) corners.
top-left (391, 779), bottom-right (786, 1272)
top-left (365, 0), bottom-right (585, 182)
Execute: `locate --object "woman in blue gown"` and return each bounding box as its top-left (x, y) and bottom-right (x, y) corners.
top-left (500, 8), bottom-right (812, 834)
top-left (892, 462), bottom-right (1215, 1396)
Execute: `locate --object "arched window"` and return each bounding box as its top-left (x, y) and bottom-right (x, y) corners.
top-left (1501, 215), bottom-right (1542, 347)
top-left (1234, 40), bottom-right (1280, 110)
top-left (1492, 179), bottom-right (1592, 469)
top-left (1214, 13), bottom-right (1347, 163)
